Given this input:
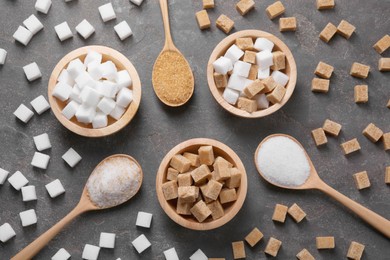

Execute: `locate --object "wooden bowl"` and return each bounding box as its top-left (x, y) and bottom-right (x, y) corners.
top-left (156, 138), bottom-right (247, 230)
top-left (207, 30), bottom-right (297, 118)
top-left (48, 45), bottom-right (142, 137)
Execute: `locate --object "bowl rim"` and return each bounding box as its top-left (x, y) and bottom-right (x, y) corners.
top-left (156, 138), bottom-right (248, 231)
top-left (207, 29), bottom-right (297, 118)
top-left (48, 45), bottom-right (142, 137)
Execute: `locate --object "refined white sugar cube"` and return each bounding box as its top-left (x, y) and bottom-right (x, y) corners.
top-left (99, 232), bottom-right (116, 248)
top-left (8, 171), bottom-right (28, 190)
top-left (115, 70), bottom-right (132, 89)
top-left (97, 97), bottom-right (116, 115)
top-left (33, 133), bottom-right (51, 151)
top-left (255, 94), bottom-right (269, 109)
top-left (23, 14), bottom-right (43, 35)
top-left (256, 50), bottom-right (273, 70)
top-left (84, 51), bottom-right (102, 66)
top-left (62, 100), bottom-right (80, 120)
top-left (69, 85), bottom-right (82, 103)
top-left (99, 3), bottom-right (116, 22)
top-left (92, 112), bottom-right (108, 129)
top-left (109, 104), bottom-right (126, 120)
top-left (67, 58), bottom-right (86, 79)
top-left (19, 209), bottom-right (37, 227)
top-left (23, 62), bottom-right (42, 82)
top-left (35, 0), bottom-right (52, 14)
top-left (14, 104), bottom-right (34, 123)
top-left (97, 81), bottom-right (118, 98)
top-left (58, 69), bottom-right (75, 85)
top-left (254, 38), bottom-right (274, 51)
top-left (224, 44), bottom-right (244, 63)
top-left (45, 179), bottom-right (65, 198)
top-left (130, 0), bottom-right (144, 6)
top-left (114, 21), bottom-right (133, 41)
top-left (116, 88), bottom-right (133, 108)
top-left (227, 74), bottom-right (247, 91)
top-left (21, 185), bottom-right (37, 201)
top-left (13, 26), bottom-right (33, 46)
top-left (0, 223), bottom-right (16, 242)
top-left (62, 148), bottom-right (82, 167)
top-left (55, 22), bottom-right (73, 42)
top-left (0, 168), bottom-right (9, 184)
top-left (136, 211), bottom-right (153, 228)
top-left (233, 61), bottom-right (251, 78)
top-left (0, 48), bottom-right (7, 65)
top-left (163, 247), bottom-right (179, 260)
top-left (132, 234), bottom-right (151, 254)
top-left (75, 72), bottom-right (95, 89)
top-left (52, 82), bottom-right (73, 102)
top-left (271, 70), bottom-right (289, 86)
top-left (212, 56), bottom-right (233, 75)
top-left (87, 61), bottom-right (103, 80)
top-left (222, 88), bottom-right (240, 105)
top-left (82, 244), bottom-right (100, 260)
top-left (75, 104), bottom-right (96, 123)
top-left (31, 152), bottom-right (50, 169)
top-left (257, 67), bottom-right (270, 79)
top-left (76, 19), bottom-right (95, 39)
top-left (189, 249), bottom-right (208, 260)
top-left (30, 95), bottom-right (50, 115)
top-left (100, 61), bottom-right (117, 80)
top-left (52, 248), bottom-right (71, 260)
top-left (80, 87), bottom-right (102, 107)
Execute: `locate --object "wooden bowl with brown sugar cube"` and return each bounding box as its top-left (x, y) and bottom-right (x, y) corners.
top-left (156, 138), bottom-right (247, 230)
top-left (207, 30), bottom-right (297, 118)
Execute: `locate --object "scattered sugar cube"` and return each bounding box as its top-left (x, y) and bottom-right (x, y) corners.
top-left (315, 61), bottom-right (334, 79)
top-left (337, 20), bottom-right (355, 39)
top-left (62, 100), bottom-right (80, 120)
top-left (256, 50), bottom-right (273, 70)
top-left (55, 22), bottom-right (73, 41)
top-left (35, 0), bottom-right (52, 14)
top-left (132, 234), bottom-right (151, 254)
top-left (354, 85), bottom-right (368, 103)
top-left (347, 241), bottom-right (365, 260)
top-left (387, 167), bottom-right (390, 185)
top-left (0, 223), bottom-right (16, 242)
top-left (21, 185), bottom-right (37, 202)
top-left (319, 22), bottom-right (337, 43)
top-left (76, 104), bottom-right (96, 123)
top-left (225, 44), bottom-right (244, 63)
top-left (216, 14), bottom-right (234, 34)
top-left (45, 179), bottom-right (65, 198)
top-left (98, 3), bottom-right (116, 22)
top-left (163, 247), bottom-right (179, 260)
top-left (258, 67), bottom-right (270, 79)
top-left (288, 203), bottom-right (306, 223)
top-left (350, 62), bottom-right (370, 79)
top-left (23, 14), bottom-right (43, 35)
top-left (31, 152), bottom-right (50, 169)
top-left (317, 0), bottom-right (335, 10)
top-left (136, 211), bottom-right (153, 228)
top-left (195, 10), bottom-right (211, 30)
top-left (271, 70), bottom-right (289, 86)
top-left (353, 171), bottom-right (370, 190)
top-left (266, 1), bottom-right (285, 19)
top-left (0, 48), bottom-right (7, 65)
top-left (311, 78), bottom-right (329, 93)
top-left (53, 82), bottom-right (73, 102)
top-left (340, 138), bottom-right (361, 155)
top-left (264, 237), bottom-right (282, 257)
top-left (92, 112), bottom-right (108, 129)
top-left (272, 203), bottom-right (288, 223)
top-left (312, 128), bottom-right (327, 146)
top-left (203, 0), bottom-right (214, 9)
top-left (363, 123), bottom-right (383, 143)
top-left (62, 148), bottom-right (82, 167)
top-left (316, 236), bottom-right (335, 249)
top-left (82, 244), bottom-right (100, 260)
top-left (76, 19), bottom-right (95, 39)
top-left (99, 232), bottom-right (116, 248)
top-left (14, 104), bottom-right (34, 123)
top-left (296, 248), bottom-right (315, 260)
top-left (190, 249), bottom-right (208, 260)
top-left (8, 171), bottom-right (28, 190)
top-left (33, 133), bottom-right (51, 151)
top-left (19, 209), bottom-right (37, 227)
top-left (232, 241), bottom-right (245, 259)
top-left (0, 168), bottom-right (9, 184)
top-left (233, 61), bottom-right (251, 77)
top-left (23, 62), bottom-right (42, 82)
top-left (373, 35), bottom-right (390, 54)
top-left (213, 56), bottom-right (233, 75)
top-left (223, 87), bottom-right (240, 104)
top-left (245, 227), bottom-right (263, 247)
top-left (13, 26), bottom-right (33, 46)
top-left (323, 119), bottom-right (342, 136)
top-left (384, 133), bottom-right (390, 151)
top-left (254, 38), bottom-right (274, 52)
top-left (130, 0), bottom-right (145, 6)
top-left (30, 95), bottom-right (50, 114)
top-left (52, 248), bottom-right (71, 260)
top-left (116, 88), bottom-right (133, 108)
top-left (116, 70), bottom-right (132, 89)
top-left (279, 17), bottom-right (297, 32)
top-left (236, 0), bottom-right (255, 16)
top-left (109, 104), bottom-right (126, 120)
top-left (254, 94), bottom-right (269, 109)
top-left (379, 58), bottom-right (390, 72)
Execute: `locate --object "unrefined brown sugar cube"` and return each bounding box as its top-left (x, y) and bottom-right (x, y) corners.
top-left (198, 146), bottom-right (215, 165)
top-left (296, 248), bottom-right (315, 260)
top-left (195, 10), bottom-right (211, 30)
top-left (237, 97), bottom-right (257, 113)
top-left (178, 186), bottom-right (198, 203)
top-left (236, 0), bottom-right (255, 16)
top-left (191, 164), bottom-right (212, 185)
top-left (264, 237), bottom-right (282, 257)
top-left (203, 0), bottom-right (214, 9)
top-left (262, 76), bottom-right (278, 93)
top-left (214, 156), bottom-right (233, 168)
top-left (316, 236), bottom-right (335, 249)
top-left (248, 64), bottom-right (258, 80)
top-left (190, 200), bottom-right (212, 222)
top-left (232, 241), bottom-right (246, 259)
top-left (219, 188), bottom-right (237, 204)
top-left (279, 17), bottom-right (297, 32)
top-left (243, 51), bottom-right (257, 64)
top-left (379, 58), bottom-right (390, 72)
top-left (272, 203), bottom-right (288, 223)
top-left (373, 35), bottom-right (390, 54)
top-left (266, 85), bottom-right (286, 104)
top-left (200, 184), bottom-right (213, 203)
top-left (317, 0), bottom-right (335, 10)
top-left (315, 61), bottom-right (334, 79)
top-left (167, 167), bottom-right (179, 181)
top-left (320, 23), bottom-right (337, 43)
top-left (245, 227), bottom-right (263, 247)
top-left (214, 160), bottom-right (231, 181)
top-left (271, 51), bottom-right (286, 71)
top-left (312, 128), bottom-right (328, 146)
top-left (340, 138), bottom-right (361, 155)
top-left (337, 20), bottom-right (355, 39)
top-left (354, 85), bottom-right (368, 103)
top-left (266, 1), bottom-right (285, 20)
top-left (216, 14), bottom-right (234, 34)
top-left (214, 73), bottom-right (228, 89)
top-left (350, 62), bottom-right (370, 79)
top-left (204, 179), bottom-right (223, 200)
top-left (323, 119), bottom-right (342, 136)
top-left (311, 78), bottom-right (330, 93)
top-left (225, 167), bottom-right (242, 188)
top-left (347, 241), bottom-right (365, 260)
top-left (162, 180), bottom-right (178, 200)
top-left (288, 203), bottom-right (306, 223)
top-left (363, 123), bottom-right (383, 143)
top-left (387, 99), bottom-right (390, 108)
top-left (170, 154), bottom-right (191, 173)
top-left (384, 133), bottom-right (390, 151)
top-left (183, 152), bottom-right (201, 167)
top-left (207, 200), bottom-right (224, 220)
top-left (385, 167), bottom-right (390, 184)
top-left (177, 198), bottom-right (192, 215)
top-left (178, 172), bottom-right (193, 186)
top-left (353, 171), bottom-right (371, 190)
top-left (236, 38), bottom-right (254, 51)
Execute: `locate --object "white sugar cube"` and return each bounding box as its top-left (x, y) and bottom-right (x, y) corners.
top-left (19, 209), bottom-right (37, 227)
top-left (75, 72), bottom-right (95, 88)
top-left (0, 223), bottom-right (16, 242)
top-left (67, 58), bottom-right (86, 79)
top-left (52, 82), bottom-right (73, 101)
top-left (116, 88), bottom-right (133, 108)
top-left (82, 244), bottom-right (100, 260)
top-left (92, 112), bottom-right (108, 129)
top-left (254, 38), bottom-right (274, 52)
top-left (233, 61), bottom-right (251, 78)
top-left (136, 211), bottom-right (153, 228)
top-left (189, 249), bottom-right (208, 260)
top-left (271, 70), bottom-right (289, 86)
top-left (23, 14), bottom-right (43, 35)
top-left (99, 3), bottom-right (116, 22)
top-left (14, 104), bottom-right (34, 123)
top-left (255, 94), bottom-right (269, 109)
top-left (52, 248), bottom-right (71, 260)
top-left (31, 152), bottom-right (50, 169)
top-left (222, 88), bottom-right (240, 105)
top-left (13, 26), bottom-right (33, 46)
top-left (69, 85), bottom-right (82, 103)
top-left (33, 133), bottom-right (51, 151)
top-left (62, 148), bottom-right (82, 167)
top-left (55, 22), bottom-right (73, 42)
top-left (0, 168), bottom-right (9, 184)
top-left (115, 70), bottom-right (132, 89)
top-left (0, 48), bottom-right (7, 65)
top-left (163, 247), bottom-right (179, 260)
top-left (99, 232), bottom-right (116, 248)
top-left (35, 0), bottom-right (52, 14)
top-left (8, 171), bottom-right (28, 190)
top-left (224, 44), bottom-right (244, 63)
top-left (76, 19), bottom-right (95, 39)
top-left (114, 21), bottom-right (133, 41)
top-left (213, 56), bottom-right (233, 75)
top-left (75, 104), bottom-right (96, 123)
top-left (84, 51), bottom-right (102, 66)
top-left (256, 50), bottom-right (273, 70)
top-left (87, 61), bottom-right (103, 80)
top-left (97, 81), bottom-right (118, 98)
top-left (100, 61), bottom-right (117, 80)
top-left (130, 0), bottom-right (145, 6)
top-left (58, 69), bottom-right (75, 85)
top-left (109, 104), bottom-right (126, 120)
top-left (80, 87), bottom-right (102, 107)
top-left (62, 100), bottom-right (80, 120)
top-left (21, 185), bottom-right (37, 201)
top-left (132, 234), bottom-right (151, 254)
top-left (227, 74), bottom-right (247, 92)
top-left (45, 179), bottom-right (65, 198)
top-left (30, 95), bottom-right (50, 114)
top-left (97, 97), bottom-right (116, 115)
top-left (23, 62), bottom-right (42, 82)
top-left (257, 67), bottom-right (270, 79)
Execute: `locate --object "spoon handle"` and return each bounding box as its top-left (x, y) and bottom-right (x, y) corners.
top-left (159, 0), bottom-right (174, 48)
top-left (317, 181), bottom-right (390, 238)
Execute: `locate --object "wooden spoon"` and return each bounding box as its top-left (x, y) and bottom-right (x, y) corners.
top-left (152, 0), bottom-right (194, 107)
top-left (11, 154), bottom-right (143, 260)
top-left (254, 134), bottom-right (390, 238)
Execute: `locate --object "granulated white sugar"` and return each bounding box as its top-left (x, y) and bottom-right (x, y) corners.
top-left (256, 136), bottom-right (310, 187)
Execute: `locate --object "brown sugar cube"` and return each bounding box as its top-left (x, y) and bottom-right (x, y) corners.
top-left (311, 78), bottom-right (330, 93)
top-left (279, 17), bottom-right (297, 32)
top-left (317, 0), bottom-right (335, 10)
top-left (207, 200), bottom-right (224, 220)
top-left (236, 0), bottom-right (255, 16)
top-left (198, 145), bottom-right (215, 165)
top-left (236, 37), bottom-right (254, 51)
top-left (167, 167), bottom-right (179, 181)
top-left (204, 180), bottom-right (223, 200)
top-left (178, 186), bottom-right (198, 203)
top-left (316, 236), bottom-right (335, 249)
top-left (337, 20), bottom-right (356, 39)
top-left (373, 35), bottom-right (390, 54)
top-left (353, 171), bottom-right (371, 190)
top-left (354, 85), bottom-right (368, 103)
top-left (216, 14), bottom-right (234, 34)
top-left (312, 128), bottom-right (328, 146)
top-left (191, 164), bottom-right (212, 185)
top-left (350, 62), bottom-right (370, 79)
top-left (203, 0), bottom-right (214, 9)
top-left (379, 58), bottom-right (390, 72)
top-left (388, 99), bottom-right (390, 109)
top-left (340, 138), bottom-right (361, 155)
top-left (237, 97), bottom-right (257, 113)
top-left (225, 167), bottom-right (242, 188)
top-left (214, 73), bottom-right (228, 89)
top-left (323, 119), bottom-right (342, 136)
top-left (271, 51), bottom-right (286, 71)
top-left (195, 10), bottom-right (211, 30)
top-left (178, 172), bottom-right (193, 186)
top-left (287, 203), bottom-right (307, 223)
top-left (264, 237), bottom-right (282, 257)
top-left (363, 123), bottom-right (383, 143)
top-left (384, 133), bottom-right (390, 151)
top-left (296, 248), bottom-right (315, 260)
top-left (170, 154), bottom-right (191, 173)
top-left (319, 22), bottom-right (337, 43)
top-left (243, 51), bottom-right (257, 64)
top-left (183, 152), bottom-right (200, 167)
top-left (219, 188), bottom-right (237, 204)
top-left (214, 156), bottom-right (233, 168)
top-left (162, 180), bottom-right (178, 200)
top-left (262, 76), bottom-right (278, 93)
top-left (176, 198), bottom-right (193, 215)
top-left (266, 1), bottom-right (285, 20)
top-left (190, 200), bottom-right (212, 222)
top-left (347, 241), bottom-right (365, 260)
top-left (385, 167), bottom-right (390, 184)
top-left (266, 85), bottom-right (286, 104)
top-left (247, 64), bottom-right (258, 80)
top-left (214, 160), bottom-right (231, 181)
top-left (200, 184), bottom-right (213, 203)
top-left (272, 203), bottom-right (288, 223)
top-left (232, 241), bottom-right (246, 259)
top-left (245, 227), bottom-right (263, 247)
top-left (315, 61), bottom-right (334, 79)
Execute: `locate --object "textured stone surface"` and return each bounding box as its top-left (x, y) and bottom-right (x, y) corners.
top-left (0, 0), bottom-right (389, 259)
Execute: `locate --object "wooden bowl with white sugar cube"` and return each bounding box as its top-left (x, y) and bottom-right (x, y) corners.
top-left (207, 30), bottom-right (297, 118)
top-left (48, 45), bottom-right (141, 137)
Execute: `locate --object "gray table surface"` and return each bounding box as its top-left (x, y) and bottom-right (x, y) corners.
top-left (0, 0), bottom-right (389, 259)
